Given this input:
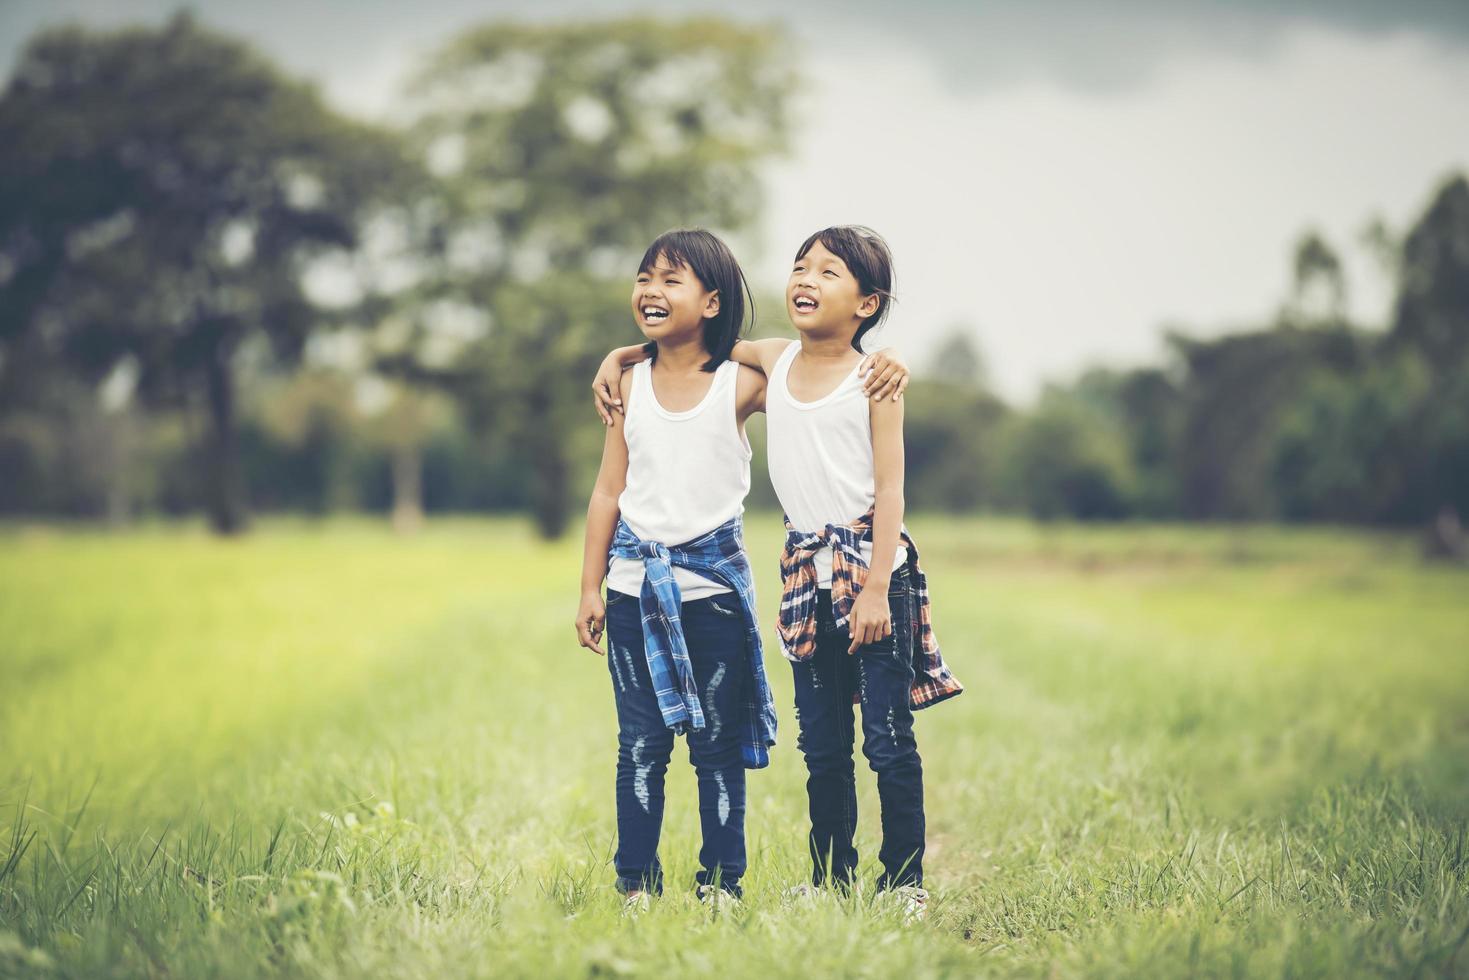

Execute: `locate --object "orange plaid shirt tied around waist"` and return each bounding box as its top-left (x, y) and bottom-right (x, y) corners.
top-left (776, 510), bottom-right (963, 710)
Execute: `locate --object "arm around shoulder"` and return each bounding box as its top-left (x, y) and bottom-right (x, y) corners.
top-left (859, 347), bottom-right (912, 401)
top-left (592, 344), bottom-right (651, 424)
top-left (729, 337), bottom-right (793, 376)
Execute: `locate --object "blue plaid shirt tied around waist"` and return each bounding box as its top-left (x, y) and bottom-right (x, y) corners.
top-left (609, 516), bottom-right (778, 769)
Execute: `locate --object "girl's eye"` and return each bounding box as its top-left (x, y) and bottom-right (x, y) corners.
top-left (666, 279), bottom-right (681, 285)
top-left (823, 270), bottom-right (838, 278)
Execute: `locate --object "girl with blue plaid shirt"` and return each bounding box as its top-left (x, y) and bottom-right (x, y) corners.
top-left (576, 229), bottom-right (775, 910)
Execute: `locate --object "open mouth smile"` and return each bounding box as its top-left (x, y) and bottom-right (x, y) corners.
top-left (641, 305), bottom-right (670, 323)
top-left (792, 294), bottom-right (819, 314)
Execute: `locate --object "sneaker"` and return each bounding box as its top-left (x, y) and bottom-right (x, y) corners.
top-left (782, 882), bottom-right (818, 905)
top-left (695, 884), bottom-right (741, 913)
top-left (621, 890), bottom-right (651, 917)
top-left (889, 885), bottom-right (928, 922)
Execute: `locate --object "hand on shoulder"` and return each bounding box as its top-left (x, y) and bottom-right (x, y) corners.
top-left (859, 347), bottom-right (911, 402)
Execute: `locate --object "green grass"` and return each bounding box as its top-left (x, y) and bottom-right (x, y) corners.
top-left (1, 516), bottom-right (1467, 978)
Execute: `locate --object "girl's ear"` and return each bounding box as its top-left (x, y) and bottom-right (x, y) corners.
top-left (702, 290), bottom-right (721, 320)
top-left (857, 292), bottom-right (881, 319)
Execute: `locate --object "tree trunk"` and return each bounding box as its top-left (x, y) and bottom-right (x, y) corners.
top-left (390, 441), bottom-right (424, 534)
top-left (524, 384), bottom-right (568, 539)
top-left (203, 345), bottom-right (248, 535)
top-left (102, 413), bottom-right (132, 527)
top-left (532, 444), bottom-right (569, 539)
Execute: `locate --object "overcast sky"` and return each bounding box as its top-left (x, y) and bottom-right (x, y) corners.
top-left (4, 0), bottom-right (1468, 398)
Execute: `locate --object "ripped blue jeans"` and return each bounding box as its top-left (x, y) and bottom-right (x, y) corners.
top-left (605, 588), bottom-right (748, 897)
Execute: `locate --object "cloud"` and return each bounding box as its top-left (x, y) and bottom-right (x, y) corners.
top-left (5, 0), bottom-right (1469, 105)
top-left (818, 0), bottom-right (1469, 94)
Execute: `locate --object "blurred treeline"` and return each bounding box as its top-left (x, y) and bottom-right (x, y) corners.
top-left (2, 14), bottom-right (1467, 544)
top-left (900, 180), bottom-right (1469, 535)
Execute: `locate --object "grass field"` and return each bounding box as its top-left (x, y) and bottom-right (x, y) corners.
top-left (2, 517), bottom-right (1467, 978)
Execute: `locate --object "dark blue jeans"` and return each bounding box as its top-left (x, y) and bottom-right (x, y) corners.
top-left (605, 588), bottom-right (748, 897)
top-left (791, 569), bottom-right (925, 890)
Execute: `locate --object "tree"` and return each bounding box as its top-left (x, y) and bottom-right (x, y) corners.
top-left (241, 368), bottom-right (364, 515)
top-left (1069, 366), bottom-right (1184, 517)
top-left (1166, 326), bottom-right (1367, 519)
top-left (0, 14), bottom-right (407, 533)
top-left (406, 18), bottom-right (792, 537)
top-left (1269, 354), bottom-right (1427, 523)
top-left (904, 383), bottom-right (1009, 512)
top-left (1284, 230), bottom-right (1347, 326)
top-left (998, 390), bottom-right (1136, 521)
top-left (1388, 173), bottom-right (1469, 554)
top-left (1392, 174), bottom-right (1469, 371)
top-left (357, 383), bottom-right (457, 534)
top-left (924, 327), bottom-right (988, 388)
top-left (904, 329), bottom-right (1007, 511)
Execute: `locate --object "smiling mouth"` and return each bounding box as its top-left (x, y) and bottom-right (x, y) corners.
top-left (792, 295), bottom-right (818, 313)
top-left (641, 306), bottom-right (669, 323)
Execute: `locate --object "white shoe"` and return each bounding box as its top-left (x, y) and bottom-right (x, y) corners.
top-left (782, 882), bottom-right (819, 905)
top-left (888, 885), bottom-right (928, 922)
top-left (621, 890), bottom-right (651, 917)
top-left (696, 884), bottom-right (741, 912)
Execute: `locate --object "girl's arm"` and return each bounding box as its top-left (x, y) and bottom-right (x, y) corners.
top-left (592, 344), bottom-right (651, 426)
top-left (859, 348), bottom-right (912, 402)
top-left (729, 338), bottom-right (794, 376)
top-left (848, 393), bottom-right (905, 653)
top-left (592, 340), bottom-right (913, 424)
top-left (576, 372), bottom-right (632, 655)
top-left (729, 338), bottom-right (911, 401)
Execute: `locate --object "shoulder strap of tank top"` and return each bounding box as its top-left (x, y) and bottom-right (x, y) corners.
top-left (718, 358), bottom-right (740, 416)
top-left (771, 340), bottom-right (798, 393)
top-left (775, 339), bottom-right (799, 382)
top-left (717, 359), bottom-right (753, 458)
top-left (626, 359), bottom-right (652, 419)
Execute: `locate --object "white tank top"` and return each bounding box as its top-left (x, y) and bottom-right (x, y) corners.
top-left (766, 342), bottom-right (907, 588)
top-left (606, 358), bottom-right (751, 600)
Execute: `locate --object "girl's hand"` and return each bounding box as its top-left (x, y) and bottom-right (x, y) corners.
top-left (575, 591), bottom-right (607, 655)
top-left (592, 354), bottom-right (627, 426)
top-left (859, 349), bottom-right (910, 402)
top-left (847, 587), bottom-right (893, 654)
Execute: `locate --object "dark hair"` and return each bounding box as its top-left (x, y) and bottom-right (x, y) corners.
top-left (637, 229), bottom-right (753, 372)
top-left (794, 225), bottom-right (895, 352)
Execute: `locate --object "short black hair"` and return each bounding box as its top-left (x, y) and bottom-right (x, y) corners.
top-left (638, 229), bottom-right (753, 372)
top-left (794, 225), bottom-right (895, 352)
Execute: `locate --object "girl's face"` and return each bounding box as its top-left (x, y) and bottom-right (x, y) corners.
top-left (788, 240), bottom-right (877, 334)
top-left (632, 255), bottom-right (719, 342)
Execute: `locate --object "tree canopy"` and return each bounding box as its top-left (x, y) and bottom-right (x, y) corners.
top-left (0, 13), bottom-right (408, 531)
